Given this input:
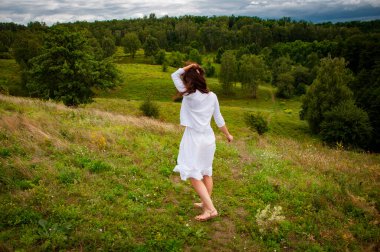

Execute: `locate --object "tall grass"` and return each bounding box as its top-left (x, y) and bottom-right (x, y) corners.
top-left (1, 94), bottom-right (379, 251)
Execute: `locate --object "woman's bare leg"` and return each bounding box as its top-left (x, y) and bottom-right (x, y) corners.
top-left (190, 178), bottom-right (216, 211)
top-left (194, 176), bottom-right (213, 208)
top-left (203, 175), bottom-right (213, 196)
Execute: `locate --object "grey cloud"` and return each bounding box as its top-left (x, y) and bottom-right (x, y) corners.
top-left (0, 0), bottom-right (379, 25)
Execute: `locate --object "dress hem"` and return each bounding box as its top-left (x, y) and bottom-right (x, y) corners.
top-left (173, 164), bottom-right (212, 181)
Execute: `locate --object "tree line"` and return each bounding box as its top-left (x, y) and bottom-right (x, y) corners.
top-left (0, 15), bottom-right (379, 151)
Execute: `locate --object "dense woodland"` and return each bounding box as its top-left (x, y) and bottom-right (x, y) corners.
top-left (0, 15), bottom-right (379, 151)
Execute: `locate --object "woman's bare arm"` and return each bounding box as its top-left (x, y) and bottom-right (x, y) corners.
top-left (219, 125), bottom-right (233, 142)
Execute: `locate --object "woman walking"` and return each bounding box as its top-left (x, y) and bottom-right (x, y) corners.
top-left (171, 63), bottom-right (233, 221)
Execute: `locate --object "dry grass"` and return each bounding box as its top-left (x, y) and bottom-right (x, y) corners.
top-left (0, 94), bottom-right (180, 134)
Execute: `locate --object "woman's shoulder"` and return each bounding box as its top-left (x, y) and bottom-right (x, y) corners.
top-left (209, 91), bottom-right (219, 100)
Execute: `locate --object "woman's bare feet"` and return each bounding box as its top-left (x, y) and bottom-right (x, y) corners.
top-left (195, 209), bottom-right (218, 221)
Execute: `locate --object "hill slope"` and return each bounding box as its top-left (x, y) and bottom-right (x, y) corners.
top-left (0, 94), bottom-right (379, 251)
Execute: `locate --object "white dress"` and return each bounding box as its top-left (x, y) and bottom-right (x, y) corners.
top-left (171, 68), bottom-right (225, 181)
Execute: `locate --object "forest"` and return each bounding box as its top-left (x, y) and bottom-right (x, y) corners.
top-left (0, 15), bottom-right (379, 150)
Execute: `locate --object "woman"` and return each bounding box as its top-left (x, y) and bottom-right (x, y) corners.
top-left (171, 63), bottom-right (233, 221)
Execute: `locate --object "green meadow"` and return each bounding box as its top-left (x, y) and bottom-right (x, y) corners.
top-left (0, 50), bottom-right (379, 251)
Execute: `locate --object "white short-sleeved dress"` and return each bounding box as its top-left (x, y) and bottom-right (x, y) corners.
top-left (171, 68), bottom-right (225, 181)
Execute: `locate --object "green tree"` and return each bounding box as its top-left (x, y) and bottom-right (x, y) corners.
top-left (203, 62), bottom-right (215, 77)
top-left (292, 65), bottom-right (311, 95)
top-left (215, 47), bottom-right (224, 64)
top-left (300, 57), bottom-right (353, 133)
top-left (122, 32), bottom-right (141, 58)
top-left (276, 72), bottom-right (295, 98)
top-left (26, 26), bottom-right (118, 106)
top-left (101, 37), bottom-right (116, 58)
top-left (272, 56), bottom-right (293, 86)
top-left (12, 31), bottom-right (43, 69)
top-left (219, 51), bottom-right (237, 94)
top-left (155, 49), bottom-right (166, 64)
top-left (188, 48), bottom-right (202, 64)
top-left (168, 51), bottom-right (185, 68)
top-left (320, 100), bottom-right (372, 148)
top-left (143, 35), bottom-right (159, 57)
top-left (239, 54), bottom-right (269, 98)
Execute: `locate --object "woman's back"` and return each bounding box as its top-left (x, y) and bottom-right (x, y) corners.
top-left (171, 68), bottom-right (225, 131)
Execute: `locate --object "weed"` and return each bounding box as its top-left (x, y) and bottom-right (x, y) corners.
top-left (140, 98), bottom-right (160, 118)
top-left (245, 112), bottom-right (269, 135)
top-left (255, 204), bottom-right (286, 234)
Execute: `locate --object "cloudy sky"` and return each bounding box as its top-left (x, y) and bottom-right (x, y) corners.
top-left (1, 0), bottom-right (380, 25)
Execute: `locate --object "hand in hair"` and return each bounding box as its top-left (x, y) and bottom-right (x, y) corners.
top-left (183, 63), bottom-right (199, 72)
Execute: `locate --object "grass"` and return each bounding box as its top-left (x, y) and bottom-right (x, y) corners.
top-left (0, 55), bottom-right (379, 251)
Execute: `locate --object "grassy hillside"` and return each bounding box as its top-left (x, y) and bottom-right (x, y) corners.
top-left (0, 52), bottom-right (379, 250)
top-left (1, 92), bottom-right (379, 251)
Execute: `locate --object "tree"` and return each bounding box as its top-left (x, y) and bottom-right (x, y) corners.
top-left (188, 48), bottom-right (202, 64)
top-left (239, 54), bottom-right (269, 98)
top-left (26, 26), bottom-right (119, 106)
top-left (101, 37), bottom-right (116, 58)
top-left (276, 72), bottom-right (295, 98)
top-left (143, 35), bottom-right (159, 57)
top-left (12, 30), bottom-right (43, 69)
top-left (320, 100), bottom-right (372, 148)
top-left (168, 51), bottom-right (186, 68)
top-left (155, 49), bottom-right (166, 64)
top-left (215, 47), bottom-right (225, 63)
top-left (292, 65), bottom-right (312, 95)
top-left (272, 56), bottom-right (293, 85)
top-left (219, 51), bottom-right (237, 94)
top-left (203, 62), bottom-right (215, 77)
top-left (300, 56), bottom-right (353, 133)
top-left (350, 63), bottom-right (380, 151)
top-left (122, 32), bottom-right (141, 58)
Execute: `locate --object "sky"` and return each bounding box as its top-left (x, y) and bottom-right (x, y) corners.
top-left (1, 0), bottom-right (380, 25)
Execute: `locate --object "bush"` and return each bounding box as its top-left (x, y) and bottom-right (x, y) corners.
top-left (155, 49), bottom-right (166, 65)
top-left (0, 84), bottom-right (9, 95)
top-left (320, 100), bottom-right (372, 148)
top-left (245, 112), bottom-right (269, 135)
top-left (167, 51), bottom-right (185, 68)
top-left (188, 48), bottom-right (202, 65)
top-left (203, 62), bottom-right (215, 77)
top-left (140, 98), bottom-right (159, 118)
top-left (162, 61), bottom-right (168, 72)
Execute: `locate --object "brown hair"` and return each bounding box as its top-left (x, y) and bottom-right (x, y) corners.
top-left (179, 62), bottom-right (209, 97)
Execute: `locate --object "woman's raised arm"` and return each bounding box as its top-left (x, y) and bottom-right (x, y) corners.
top-left (171, 68), bottom-right (186, 92)
top-left (171, 63), bottom-right (198, 92)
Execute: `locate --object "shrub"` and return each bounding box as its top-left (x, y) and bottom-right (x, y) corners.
top-left (140, 98), bottom-right (159, 118)
top-left (188, 48), bottom-right (202, 65)
top-left (320, 100), bottom-right (372, 148)
top-left (162, 61), bottom-right (168, 72)
top-left (0, 84), bottom-right (9, 95)
top-left (215, 47), bottom-right (224, 63)
top-left (203, 62), bottom-right (215, 77)
top-left (167, 51), bottom-right (185, 68)
top-left (155, 49), bottom-right (166, 65)
top-left (245, 112), bottom-right (269, 135)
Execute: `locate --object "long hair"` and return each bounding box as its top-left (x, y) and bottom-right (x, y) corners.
top-left (179, 63), bottom-right (209, 97)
